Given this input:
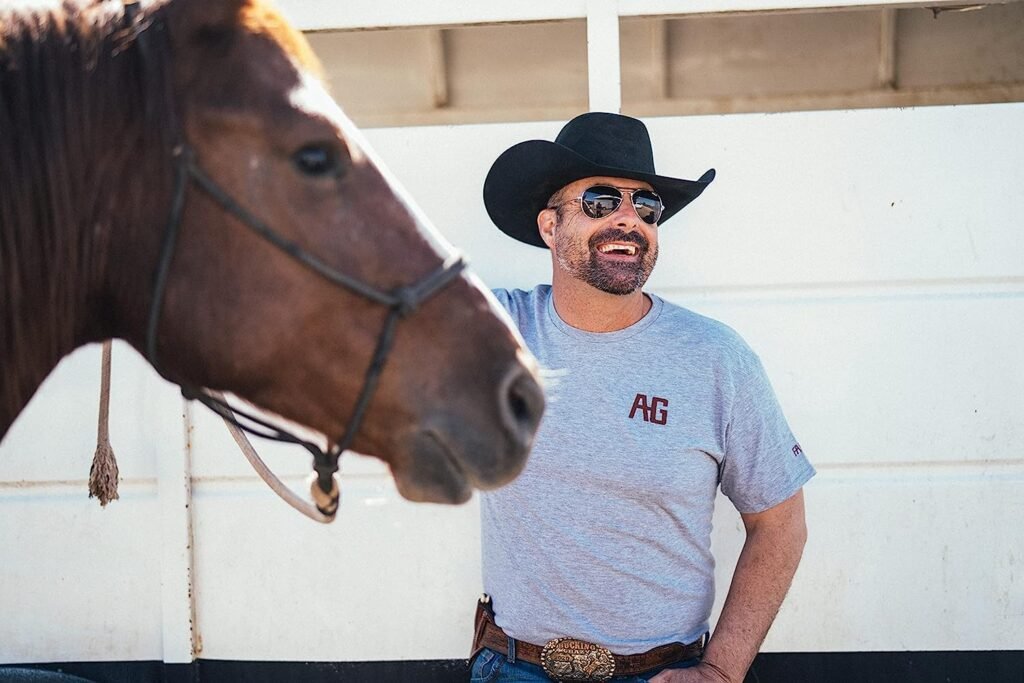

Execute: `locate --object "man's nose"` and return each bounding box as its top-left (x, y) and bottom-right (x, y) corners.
top-left (611, 197), bottom-right (642, 227)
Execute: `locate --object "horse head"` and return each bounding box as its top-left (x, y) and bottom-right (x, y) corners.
top-left (151, 0), bottom-right (547, 503)
top-left (0, 0), bottom-right (544, 505)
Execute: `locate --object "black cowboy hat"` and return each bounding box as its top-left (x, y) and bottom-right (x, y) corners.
top-left (484, 112), bottom-right (715, 248)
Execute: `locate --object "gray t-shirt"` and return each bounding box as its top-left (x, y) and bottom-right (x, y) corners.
top-left (482, 285), bottom-right (815, 654)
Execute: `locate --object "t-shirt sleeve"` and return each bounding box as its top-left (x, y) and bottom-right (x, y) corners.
top-left (491, 287), bottom-right (512, 314)
top-left (720, 356), bottom-right (815, 514)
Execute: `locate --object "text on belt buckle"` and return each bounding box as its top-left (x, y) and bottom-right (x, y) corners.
top-left (540, 637), bottom-right (616, 681)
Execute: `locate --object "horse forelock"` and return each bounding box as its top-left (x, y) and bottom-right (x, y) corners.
top-left (239, 0), bottom-right (322, 79)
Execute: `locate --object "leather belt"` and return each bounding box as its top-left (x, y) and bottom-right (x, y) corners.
top-left (472, 599), bottom-right (704, 680)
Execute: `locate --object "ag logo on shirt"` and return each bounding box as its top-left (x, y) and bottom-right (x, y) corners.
top-left (628, 393), bottom-right (668, 425)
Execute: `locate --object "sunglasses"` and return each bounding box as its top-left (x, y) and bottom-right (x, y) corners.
top-left (550, 185), bottom-right (665, 225)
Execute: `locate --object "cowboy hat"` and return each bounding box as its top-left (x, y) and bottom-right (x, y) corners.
top-left (483, 112), bottom-right (715, 248)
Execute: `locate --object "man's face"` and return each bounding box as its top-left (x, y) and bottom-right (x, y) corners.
top-left (544, 176), bottom-right (660, 295)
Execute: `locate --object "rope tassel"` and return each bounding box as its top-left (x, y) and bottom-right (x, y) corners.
top-left (89, 340), bottom-right (120, 506)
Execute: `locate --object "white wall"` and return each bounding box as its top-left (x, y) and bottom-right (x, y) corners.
top-left (2, 103), bottom-right (1022, 663)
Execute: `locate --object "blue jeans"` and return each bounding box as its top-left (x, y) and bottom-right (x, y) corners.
top-left (469, 647), bottom-right (700, 682)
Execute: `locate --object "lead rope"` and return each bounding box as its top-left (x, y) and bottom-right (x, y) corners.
top-left (86, 344), bottom-right (334, 522)
top-left (89, 340), bottom-right (120, 506)
top-left (212, 391), bottom-right (335, 524)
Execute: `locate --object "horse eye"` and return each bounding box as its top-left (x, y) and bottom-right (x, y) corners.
top-left (292, 144), bottom-right (345, 178)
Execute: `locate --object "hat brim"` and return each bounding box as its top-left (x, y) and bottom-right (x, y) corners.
top-left (484, 139), bottom-right (715, 248)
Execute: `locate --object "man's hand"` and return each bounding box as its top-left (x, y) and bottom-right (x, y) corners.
top-left (654, 490), bottom-right (807, 683)
top-left (649, 661), bottom-right (732, 683)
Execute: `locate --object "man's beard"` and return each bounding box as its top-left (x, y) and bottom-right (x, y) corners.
top-left (554, 226), bottom-right (658, 295)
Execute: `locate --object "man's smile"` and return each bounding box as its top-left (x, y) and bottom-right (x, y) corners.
top-left (596, 241), bottom-right (639, 257)
top-left (590, 228), bottom-right (649, 266)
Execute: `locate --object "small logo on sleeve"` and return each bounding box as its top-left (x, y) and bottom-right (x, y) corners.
top-left (628, 393), bottom-right (669, 425)
top-left (792, 444), bottom-right (803, 457)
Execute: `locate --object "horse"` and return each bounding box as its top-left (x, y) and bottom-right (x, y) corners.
top-left (0, 0), bottom-right (544, 512)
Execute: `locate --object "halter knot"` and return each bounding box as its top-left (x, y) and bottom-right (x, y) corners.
top-left (313, 450), bottom-right (339, 476)
top-left (393, 286), bottom-right (420, 317)
top-left (312, 450), bottom-right (340, 496)
top-left (172, 144), bottom-right (196, 165)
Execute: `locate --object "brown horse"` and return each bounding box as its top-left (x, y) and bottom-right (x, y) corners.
top-left (0, 0), bottom-right (543, 506)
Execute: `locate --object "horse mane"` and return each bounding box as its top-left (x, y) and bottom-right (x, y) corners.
top-left (0, 0), bottom-right (325, 433)
top-left (0, 1), bottom-right (176, 430)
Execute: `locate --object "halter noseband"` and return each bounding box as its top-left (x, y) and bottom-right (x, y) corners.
top-left (134, 8), bottom-right (466, 518)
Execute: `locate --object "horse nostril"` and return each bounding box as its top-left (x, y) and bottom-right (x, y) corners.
top-left (509, 390), bottom-right (531, 425)
top-left (499, 364), bottom-right (545, 447)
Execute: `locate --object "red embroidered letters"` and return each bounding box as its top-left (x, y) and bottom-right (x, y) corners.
top-left (629, 393), bottom-right (669, 425)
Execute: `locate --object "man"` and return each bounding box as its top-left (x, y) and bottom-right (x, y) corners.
top-left (469, 112), bottom-right (815, 683)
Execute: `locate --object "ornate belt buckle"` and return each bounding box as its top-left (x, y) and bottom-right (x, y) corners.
top-left (540, 637), bottom-right (616, 681)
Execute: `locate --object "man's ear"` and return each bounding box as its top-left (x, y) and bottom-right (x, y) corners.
top-left (538, 208), bottom-right (557, 250)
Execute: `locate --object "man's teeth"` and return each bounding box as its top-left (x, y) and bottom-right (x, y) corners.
top-left (597, 243), bottom-right (638, 255)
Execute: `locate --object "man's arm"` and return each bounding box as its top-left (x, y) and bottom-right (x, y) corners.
top-left (653, 489), bottom-right (808, 683)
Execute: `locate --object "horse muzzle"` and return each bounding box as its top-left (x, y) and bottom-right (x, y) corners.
top-left (393, 362), bottom-right (544, 504)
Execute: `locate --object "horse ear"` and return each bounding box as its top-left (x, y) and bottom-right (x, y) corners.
top-left (158, 0), bottom-right (250, 90)
top-left (160, 0), bottom-right (249, 50)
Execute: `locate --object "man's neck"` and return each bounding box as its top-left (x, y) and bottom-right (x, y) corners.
top-left (550, 275), bottom-right (651, 333)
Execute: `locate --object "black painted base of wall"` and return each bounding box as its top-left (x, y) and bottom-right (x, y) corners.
top-left (3, 651), bottom-right (1022, 683)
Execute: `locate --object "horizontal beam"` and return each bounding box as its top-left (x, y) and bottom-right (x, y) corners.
top-left (279, 0), bottom-right (586, 32)
top-left (631, 82), bottom-right (1024, 116)
top-left (278, 0), bottom-right (1016, 32)
top-left (342, 83), bottom-right (1024, 129)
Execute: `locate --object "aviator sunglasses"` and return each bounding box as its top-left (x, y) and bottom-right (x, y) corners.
top-left (549, 185), bottom-right (665, 225)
